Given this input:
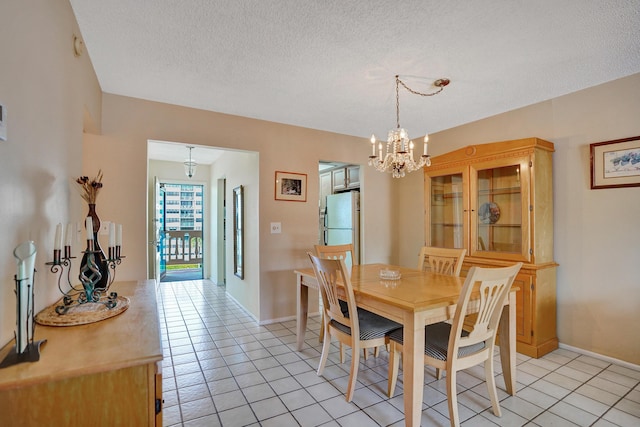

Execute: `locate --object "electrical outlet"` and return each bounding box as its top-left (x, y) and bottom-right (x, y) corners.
top-left (270, 222), bottom-right (281, 234)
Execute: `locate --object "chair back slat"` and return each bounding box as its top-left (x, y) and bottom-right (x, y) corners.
top-left (314, 244), bottom-right (358, 270)
top-left (418, 247), bottom-right (466, 277)
top-left (450, 263), bottom-right (522, 350)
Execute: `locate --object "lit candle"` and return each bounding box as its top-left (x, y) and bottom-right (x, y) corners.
top-left (109, 222), bottom-right (116, 248)
top-left (423, 134), bottom-right (429, 156)
top-left (116, 224), bottom-right (122, 246)
top-left (409, 141), bottom-right (414, 156)
top-left (378, 142), bottom-right (383, 160)
top-left (85, 216), bottom-right (94, 240)
top-left (54, 223), bottom-right (62, 250)
top-left (370, 134), bottom-right (376, 156)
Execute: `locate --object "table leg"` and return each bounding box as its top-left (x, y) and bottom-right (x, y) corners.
top-left (402, 312), bottom-right (425, 427)
top-left (296, 273), bottom-right (309, 351)
top-left (498, 290), bottom-right (517, 395)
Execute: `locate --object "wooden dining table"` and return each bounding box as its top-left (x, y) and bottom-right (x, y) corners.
top-left (295, 263), bottom-right (517, 427)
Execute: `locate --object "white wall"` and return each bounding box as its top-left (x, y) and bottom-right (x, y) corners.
top-left (0, 0), bottom-right (102, 347)
top-left (209, 150), bottom-right (260, 318)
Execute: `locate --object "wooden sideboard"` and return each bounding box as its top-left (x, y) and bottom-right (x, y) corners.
top-left (0, 280), bottom-right (163, 426)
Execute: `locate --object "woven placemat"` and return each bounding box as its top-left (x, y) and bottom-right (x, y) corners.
top-left (35, 296), bottom-right (130, 327)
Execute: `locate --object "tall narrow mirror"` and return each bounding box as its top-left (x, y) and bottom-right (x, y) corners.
top-left (233, 185), bottom-right (244, 279)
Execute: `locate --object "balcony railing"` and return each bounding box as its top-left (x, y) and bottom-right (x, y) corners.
top-left (162, 230), bottom-right (203, 267)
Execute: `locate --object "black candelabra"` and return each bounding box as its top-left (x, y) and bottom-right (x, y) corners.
top-left (47, 240), bottom-right (124, 315)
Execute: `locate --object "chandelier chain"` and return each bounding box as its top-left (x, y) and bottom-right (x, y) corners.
top-left (396, 75), bottom-right (447, 98)
top-left (395, 75), bottom-right (446, 129)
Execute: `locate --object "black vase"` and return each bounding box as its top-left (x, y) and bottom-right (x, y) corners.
top-left (80, 204), bottom-right (110, 291)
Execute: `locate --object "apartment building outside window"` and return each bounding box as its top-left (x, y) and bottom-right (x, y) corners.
top-left (164, 184), bottom-right (203, 231)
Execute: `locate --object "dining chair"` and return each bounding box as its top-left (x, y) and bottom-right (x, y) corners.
top-left (314, 244), bottom-right (372, 358)
top-left (417, 246), bottom-right (467, 378)
top-left (417, 246), bottom-right (467, 277)
top-left (387, 262), bottom-right (523, 427)
top-left (308, 253), bottom-right (401, 402)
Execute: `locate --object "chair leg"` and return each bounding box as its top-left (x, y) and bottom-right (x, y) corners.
top-left (373, 346), bottom-right (380, 357)
top-left (436, 368), bottom-right (443, 380)
top-left (446, 369), bottom-right (460, 427)
top-left (484, 354), bottom-right (501, 417)
top-left (317, 325), bottom-right (331, 376)
top-left (387, 342), bottom-right (400, 398)
top-left (339, 343), bottom-right (345, 364)
top-left (363, 348), bottom-right (368, 360)
top-left (346, 340), bottom-right (361, 402)
top-left (318, 290), bottom-right (324, 343)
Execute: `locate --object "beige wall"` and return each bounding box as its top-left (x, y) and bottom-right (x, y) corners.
top-left (397, 73), bottom-right (640, 364)
top-left (0, 0), bottom-right (102, 346)
top-left (87, 93), bottom-right (394, 324)
top-left (2, 1), bottom-right (638, 365)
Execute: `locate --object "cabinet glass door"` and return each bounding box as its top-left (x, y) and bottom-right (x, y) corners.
top-left (472, 159), bottom-right (529, 260)
top-left (429, 172), bottom-right (465, 248)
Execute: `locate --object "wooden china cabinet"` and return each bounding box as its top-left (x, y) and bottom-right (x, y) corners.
top-left (424, 137), bottom-right (558, 358)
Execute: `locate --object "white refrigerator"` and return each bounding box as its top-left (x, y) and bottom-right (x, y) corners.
top-left (323, 191), bottom-right (360, 265)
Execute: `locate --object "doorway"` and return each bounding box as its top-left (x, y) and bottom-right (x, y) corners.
top-left (318, 162), bottom-right (361, 263)
top-left (159, 182), bottom-right (205, 282)
top-left (216, 178), bottom-right (226, 285)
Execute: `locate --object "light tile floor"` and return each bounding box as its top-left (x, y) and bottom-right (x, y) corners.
top-left (159, 280), bottom-right (640, 427)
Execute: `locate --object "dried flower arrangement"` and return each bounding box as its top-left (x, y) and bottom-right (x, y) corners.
top-left (76, 170), bottom-right (104, 204)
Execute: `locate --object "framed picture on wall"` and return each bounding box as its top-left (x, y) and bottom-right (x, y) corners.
top-left (590, 136), bottom-right (640, 189)
top-left (275, 171), bottom-right (307, 202)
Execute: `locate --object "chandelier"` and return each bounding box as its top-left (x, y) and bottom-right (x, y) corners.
top-left (184, 146), bottom-right (197, 178)
top-left (368, 75), bottom-right (450, 178)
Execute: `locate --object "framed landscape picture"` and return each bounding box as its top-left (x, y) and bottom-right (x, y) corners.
top-left (275, 171), bottom-right (307, 202)
top-left (590, 136), bottom-right (640, 189)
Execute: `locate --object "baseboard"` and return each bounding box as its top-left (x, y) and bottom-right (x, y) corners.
top-left (258, 312), bottom-right (321, 326)
top-left (558, 343), bottom-right (640, 371)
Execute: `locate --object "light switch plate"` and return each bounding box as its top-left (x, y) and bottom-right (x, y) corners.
top-left (100, 221), bottom-right (110, 235)
top-left (270, 222), bottom-right (282, 234)
top-left (0, 103), bottom-right (7, 141)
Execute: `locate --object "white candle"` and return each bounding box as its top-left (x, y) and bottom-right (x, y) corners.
top-left (65, 222), bottom-right (73, 247)
top-left (116, 224), bottom-right (122, 246)
top-left (86, 216), bottom-right (94, 240)
top-left (54, 223), bottom-right (62, 250)
top-left (378, 142), bottom-right (383, 160)
top-left (109, 222), bottom-right (116, 248)
top-left (409, 141), bottom-right (414, 156)
top-left (424, 134), bottom-right (429, 156)
top-left (370, 135), bottom-right (376, 156)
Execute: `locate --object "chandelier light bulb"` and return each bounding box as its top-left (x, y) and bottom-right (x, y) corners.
top-left (370, 134), bottom-right (376, 157)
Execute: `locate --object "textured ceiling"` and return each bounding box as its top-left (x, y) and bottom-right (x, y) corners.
top-left (70, 0), bottom-right (640, 145)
